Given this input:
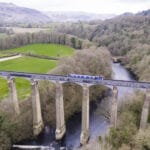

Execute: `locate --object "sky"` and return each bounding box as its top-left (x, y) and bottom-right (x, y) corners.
top-left (0, 0), bottom-right (149, 14)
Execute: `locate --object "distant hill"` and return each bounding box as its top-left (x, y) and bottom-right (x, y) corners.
top-left (0, 2), bottom-right (51, 25)
top-left (45, 11), bottom-right (116, 22)
top-left (119, 12), bottom-right (134, 17)
top-left (136, 9), bottom-right (150, 16)
top-left (0, 3), bottom-right (116, 25)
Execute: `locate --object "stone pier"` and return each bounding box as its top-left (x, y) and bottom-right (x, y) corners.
top-left (31, 80), bottom-right (44, 136)
top-left (140, 89), bottom-right (150, 129)
top-left (55, 81), bottom-right (66, 140)
top-left (80, 83), bottom-right (90, 145)
top-left (110, 86), bottom-right (118, 128)
top-left (8, 77), bottom-right (20, 115)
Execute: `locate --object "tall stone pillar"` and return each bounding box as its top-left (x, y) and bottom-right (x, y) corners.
top-left (8, 77), bottom-right (20, 115)
top-left (110, 86), bottom-right (118, 128)
top-left (31, 80), bottom-right (44, 136)
top-left (55, 81), bottom-right (66, 140)
top-left (140, 89), bottom-right (150, 129)
top-left (80, 83), bottom-right (90, 145)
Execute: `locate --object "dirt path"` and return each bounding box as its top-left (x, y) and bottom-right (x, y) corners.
top-left (0, 54), bottom-right (22, 62)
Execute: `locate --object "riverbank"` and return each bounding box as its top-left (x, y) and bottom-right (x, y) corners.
top-left (124, 66), bottom-right (139, 80)
top-left (109, 91), bottom-right (150, 150)
top-left (107, 64), bottom-right (150, 149)
top-left (116, 56), bottom-right (139, 81)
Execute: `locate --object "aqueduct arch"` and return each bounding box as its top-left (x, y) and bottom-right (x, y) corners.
top-left (0, 71), bottom-right (150, 145)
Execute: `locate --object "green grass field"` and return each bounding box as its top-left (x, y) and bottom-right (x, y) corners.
top-left (0, 56), bottom-right (57, 73)
top-left (0, 44), bottom-right (74, 100)
top-left (4, 44), bottom-right (74, 57)
top-left (0, 57), bottom-right (57, 100)
top-left (0, 77), bottom-right (31, 100)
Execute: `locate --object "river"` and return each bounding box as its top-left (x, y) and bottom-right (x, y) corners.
top-left (13, 63), bottom-right (135, 149)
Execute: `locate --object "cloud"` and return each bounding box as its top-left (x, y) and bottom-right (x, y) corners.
top-left (0, 0), bottom-right (149, 14)
top-left (115, 0), bottom-right (150, 3)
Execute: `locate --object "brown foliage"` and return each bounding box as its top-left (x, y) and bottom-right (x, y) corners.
top-left (39, 47), bottom-right (112, 125)
top-left (0, 31), bottom-right (95, 51)
top-left (0, 47), bottom-right (111, 149)
top-left (0, 98), bottom-right (33, 150)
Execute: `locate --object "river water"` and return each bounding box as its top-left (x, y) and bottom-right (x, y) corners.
top-left (13, 63), bottom-right (135, 149)
top-left (63, 63), bottom-right (135, 149)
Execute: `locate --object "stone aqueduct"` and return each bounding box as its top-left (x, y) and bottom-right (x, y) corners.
top-left (0, 71), bottom-right (150, 145)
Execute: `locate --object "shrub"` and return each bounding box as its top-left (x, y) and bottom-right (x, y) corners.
top-left (39, 47), bottom-right (112, 125)
top-left (109, 112), bottom-right (137, 149)
top-left (109, 91), bottom-right (146, 149)
top-left (133, 127), bottom-right (150, 150)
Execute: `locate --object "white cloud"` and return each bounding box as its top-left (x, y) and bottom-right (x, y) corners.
top-left (0, 0), bottom-right (149, 14)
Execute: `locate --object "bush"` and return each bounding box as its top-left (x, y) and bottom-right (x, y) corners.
top-left (109, 91), bottom-right (146, 149)
top-left (0, 99), bottom-right (33, 149)
top-left (133, 127), bottom-right (150, 150)
top-left (39, 47), bottom-right (112, 125)
top-left (0, 131), bottom-right (11, 150)
top-left (109, 112), bottom-right (137, 149)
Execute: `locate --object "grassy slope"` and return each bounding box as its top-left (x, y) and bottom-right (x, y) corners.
top-left (0, 44), bottom-right (74, 100)
top-left (0, 57), bottom-right (57, 100)
top-left (4, 44), bottom-right (74, 57)
top-left (0, 56), bottom-right (57, 73)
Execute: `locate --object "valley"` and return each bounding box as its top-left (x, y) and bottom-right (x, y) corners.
top-left (0, 2), bottom-right (149, 150)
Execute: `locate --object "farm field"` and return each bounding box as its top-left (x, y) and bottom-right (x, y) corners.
top-left (4, 44), bottom-right (74, 57)
top-left (0, 56), bottom-right (57, 73)
top-left (0, 57), bottom-right (57, 100)
top-left (0, 77), bottom-right (30, 100)
top-left (0, 44), bottom-right (74, 100)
